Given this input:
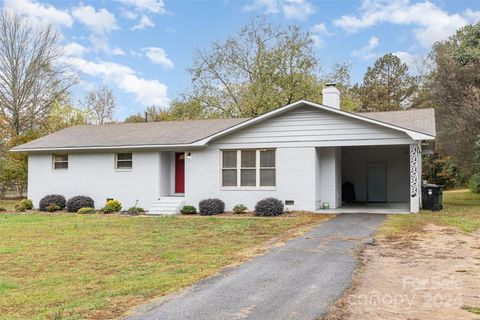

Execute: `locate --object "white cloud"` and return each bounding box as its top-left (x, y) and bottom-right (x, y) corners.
top-left (62, 57), bottom-right (169, 106)
top-left (393, 51), bottom-right (433, 75)
top-left (143, 47), bottom-right (174, 68)
top-left (244, 0), bottom-right (278, 14)
top-left (71, 5), bottom-right (123, 56)
top-left (464, 8), bottom-right (480, 22)
top-left (89, 34), bottom-right (125, 56)
top-left (309, 23), bottom-right (332, 48)
top-left (121, 9), bottom-right (138, 20)
top-left (72, 5), bottom-right (118, 34)
top-left (334, 0), bottom-right (480, 48)
top-left (117, 0), bottom-right (166, 14)
top-left (131, 15), bottom-right (155, 30)
top-left (282, 0), bottom-right (315, 20)
top-left (393, 51), bottom-right (416, 69)
top-left (351, 36), bottom-right (379, 60)
top-left (244, 0), bottom-right (315, 20)
top-left (3, 0), bottom-right (73, 26)
top-left (63, 42), bottom-right (88, 57)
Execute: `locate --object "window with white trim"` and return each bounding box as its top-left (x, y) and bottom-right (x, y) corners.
top-left (53, 154), bottom-right (68, 170)
top-left (221, 149), bottom-right (276, 188)
top-left (116, 153), bottom-right (133, 170)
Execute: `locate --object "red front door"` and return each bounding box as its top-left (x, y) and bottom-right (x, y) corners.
top-left (175, 152), bottom-right (185, 194)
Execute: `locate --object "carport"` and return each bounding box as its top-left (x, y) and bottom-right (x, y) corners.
top-left (315, 143), bottom-right (421, 214)
top-left (341, 145), bottom-right (410, 212)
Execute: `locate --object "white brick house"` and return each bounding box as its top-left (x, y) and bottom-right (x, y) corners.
top-left (12, 85), bottom-right (435, 214)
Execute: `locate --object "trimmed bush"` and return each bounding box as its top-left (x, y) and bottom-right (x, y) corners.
top-left (46, 204), bottom-right (61, 212)
top-left (15, 203), bottom-right (27, 212)
top-left (101, 199), bottom-right (122, 213)
top-left (20, 199), bottom-right (33, 210)
top-left (77, 207), bottom-right (95, 214)
top-left (127, 207), bottom-right (144, 215)
top-left (233, 204), bottom-right (248, 214)
top-left (0, 207), bottom-right (6, 211)
top-left (199, 198), bottom-right (225, 215)
top-left (255, 197), bottom-right (284, 216)
top-left (39, 194), bottom-right (66, 212)
top-left (180, 205), bottom-right (197, 215)
top-left (67, 196), bottom-right (94, 213)
top-left (468, 173), bottom-right (480, 193)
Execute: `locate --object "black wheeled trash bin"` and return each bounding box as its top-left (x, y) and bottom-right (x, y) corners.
top-left (421, 184), bottom-right (444, 211)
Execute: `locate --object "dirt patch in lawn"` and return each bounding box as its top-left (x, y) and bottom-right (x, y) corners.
top-left (325, 225), bottom-right (480, 320)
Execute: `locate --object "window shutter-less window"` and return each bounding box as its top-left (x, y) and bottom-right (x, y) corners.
top-left (222, 151), bottom-right (237, 186)
top-left (260, 150), bottom-right (275, 186)
top-left (241, 150), bottom-right (256, 186)
top-left (116, 153), bottom-right (133, 169)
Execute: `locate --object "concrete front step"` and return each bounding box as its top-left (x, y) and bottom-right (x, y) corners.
top-left (147, 197), bottom-right (185, 215)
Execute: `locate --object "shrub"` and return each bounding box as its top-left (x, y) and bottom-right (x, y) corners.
top-left (255, 197), bottom-right (284, 216)
top-left (180, 205), bottom-right (197, 215)
top-left (0, 207), bottom-right (6, 211)
top-left (101, 199), bottom-right (122, 213)
top-left (468, 174), bottom-right (480, 193)
top-left (233, 204), bottom-right (248, 214)
top-left (14, 203), bottom-right (27, 212)
top-left (127, 207), bottom-right (144, 215)
top-left (39, 195), bottom-right (66, 211)
top-left (46, 204), bottom-right (61, 212)
top-left (199, 198), bottom-right (225, 215)
top-left (20, 199), bottom-right (33, 210)
top-left (67, 196), bottom-right (94, 213)
top-left (77, 207), bottom-right (96, 214)
top-left (422, 154), bottom-right (466, 189)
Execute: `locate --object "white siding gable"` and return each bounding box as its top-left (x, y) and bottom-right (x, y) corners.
top-left (212, 106), bottom-right (414, 148)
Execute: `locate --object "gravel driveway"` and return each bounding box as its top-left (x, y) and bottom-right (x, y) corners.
top-left (126, 213), bottom-right (385, 320)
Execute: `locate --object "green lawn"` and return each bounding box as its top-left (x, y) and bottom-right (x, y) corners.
top-left (0, 212), bottom-right (328, 320)
top-left (379, 190), bottom-right (480, 238)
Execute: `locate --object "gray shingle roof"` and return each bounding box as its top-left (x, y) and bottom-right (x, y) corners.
top-left (357, 108), bottom-right (436, 137)
top-left (11, 105), bottom-right (435, 152)
top-left (11, 118), bottom-right (248, 151)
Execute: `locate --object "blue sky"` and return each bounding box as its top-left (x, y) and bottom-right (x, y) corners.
top-left (3, 0), bottom-right (479, 119)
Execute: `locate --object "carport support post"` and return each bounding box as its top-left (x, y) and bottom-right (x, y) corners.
top-left (409, 143), bottom-right (421, 213)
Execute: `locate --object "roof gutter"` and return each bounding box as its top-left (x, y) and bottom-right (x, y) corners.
top-left (10, 143), bottom-right (206, 153)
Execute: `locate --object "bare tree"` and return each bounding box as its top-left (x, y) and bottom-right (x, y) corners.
top-left (83, 85), bottom-right (116, 124)
top-left (0, 11), bottom-right (77, 135)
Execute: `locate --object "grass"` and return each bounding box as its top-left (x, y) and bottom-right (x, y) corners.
top-left (379, 190), bottom-right (480, 238)
top-left (0, 212), bottom-right (328, 320)
top-left (0, 199), bottom-right (19, 211)
top-left (462, 305), bottom-right (480, 315)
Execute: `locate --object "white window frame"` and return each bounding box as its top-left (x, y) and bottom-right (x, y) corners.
top-left (220, 149), bottom-right (276, 190)
top-left (52, 154), bottom-right (68, 170)
top-left (115, 152), bottom-right (133, 171)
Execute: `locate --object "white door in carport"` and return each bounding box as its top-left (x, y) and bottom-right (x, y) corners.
top-left (367, 162), bottom-right (386, 202)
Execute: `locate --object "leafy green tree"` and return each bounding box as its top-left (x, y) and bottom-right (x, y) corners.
top-left (324, 62), bottom-right (361, 112)
top-left (124, 114), bottom-right (146, 123)
top-left (0, 131), bottom-right (41, 196)
top-left (357, 53), bottom-right (418, 111)
top-left (179, 18), bottom-right (323, 118)
top-left (430, 22), bottom-right (480, 176)
top-left (124, 106), bottom-right (172, 123)
top-left (168, 98), bottom-right (216, 120)
top-left (44, 96), bottom-right (88, 133)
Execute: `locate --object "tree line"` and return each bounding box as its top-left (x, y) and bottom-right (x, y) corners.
top-left (1, 13), bottom-right (479, 197)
